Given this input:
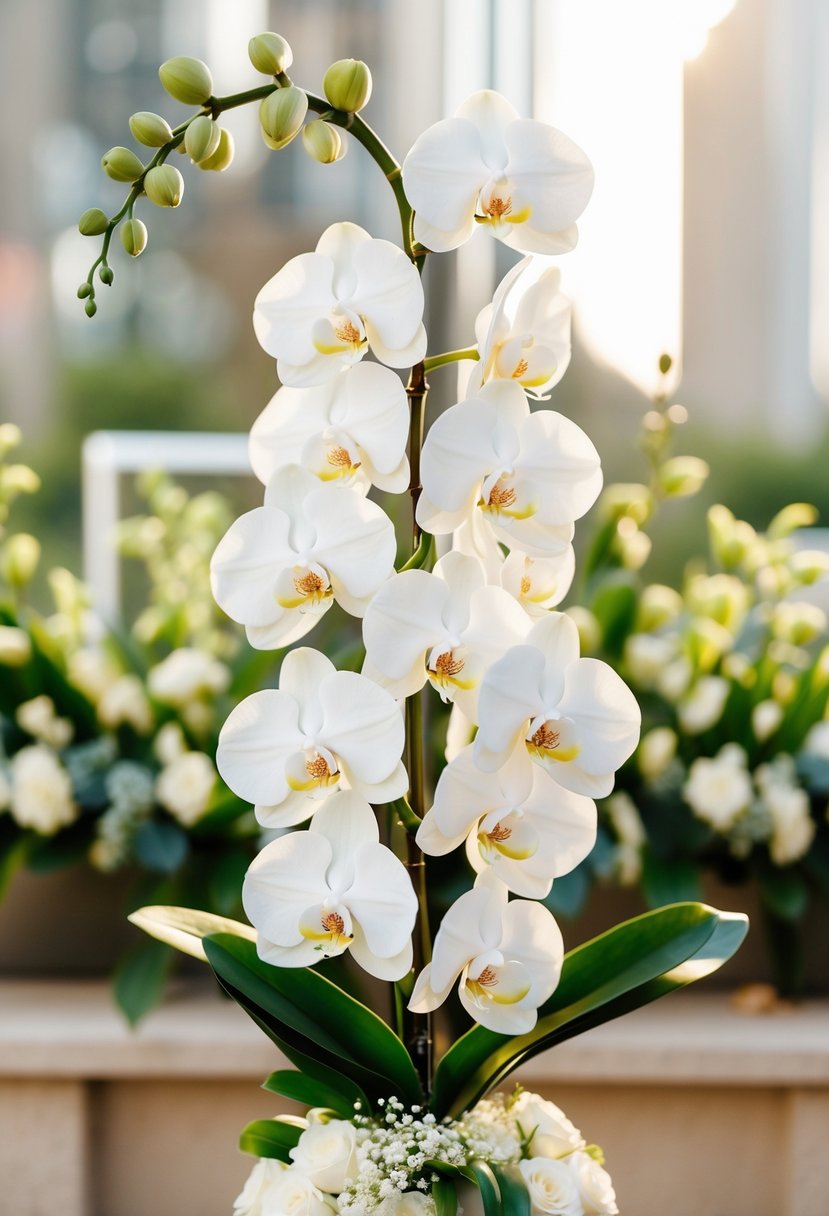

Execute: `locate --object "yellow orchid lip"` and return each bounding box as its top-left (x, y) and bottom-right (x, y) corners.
top-left (526, 740), bottom-right (580, 764)
top-left (465, 971), bottom-right (531, 1007)
top-left (477, 830), bottom-right (536, 862)
top-left (479, 493), bottom-right (536, 522)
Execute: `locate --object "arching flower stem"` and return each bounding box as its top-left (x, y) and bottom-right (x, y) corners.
top-left (423, 347), bottom-right (480, 374)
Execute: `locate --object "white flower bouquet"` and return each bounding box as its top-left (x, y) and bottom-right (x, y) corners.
top-left (78, 31), bottom-right (747, 1214)
top-left (0, 447), bottom-right (262, 1018)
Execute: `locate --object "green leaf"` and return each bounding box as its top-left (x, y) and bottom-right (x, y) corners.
top-left (0, 830), bottom-right (31, 901)
top-left (239, 1116), bottom-right (303, 1161)
top-left (492, 1165), bottom-right (530, 1216)
top-left (431, 902), bottom-right (745, 1119)
top-left (204, 934), bottom-right (423, 1107)
top-left (467, 1161), bottom-right (502, 1216)
top-left (207, 847), bottom-right (250, 916)
top-left (433, 1175), bottom-right (459, 1216)
top-left (133, 819), bottom-right (190, 873)
top-left (128, 904), bottom-right (255, 961)
top-left (262, 1069), bottom-right (362, 1119)
top-left (641, 850), bottom-right (703, 908)
top-left (759, 868), bottom-right (809, 922)
top-left (113, 937), bottom-right (174, 1025)
top-left (590, 576), bottom-right (638, 658)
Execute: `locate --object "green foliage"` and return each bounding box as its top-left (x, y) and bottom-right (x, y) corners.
top-left (262, 1070), bottom-right (361, 1119)
top-left (113, 937), bottom-right (174, 1025)
top-left (239, 1117), bottom-right (303, 1161)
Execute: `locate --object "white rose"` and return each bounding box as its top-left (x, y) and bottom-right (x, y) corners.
top-left (154, 721), bottom-right (188, 766)
top-left (751, 700), bottom-right (783, 743)
top-left (98, 675), bottom-right (153, 734)
top-left (10, 745), bottom-right (77, 834)
top-left (512, 1094), bottom-right (585, 1160)
top-left (156, 752), bottom-right (216, 826)
top-left (289, 1119), bottom-right (358, 1193)
top-left (0, 625), bottom-right (31, 666)
top-left (638, 726), bottom-right (677, 781)
top-left (604, 792), bottom-right (645, 850)
top-left (656, 656), bottom-right (692, 702)
top-left (624, 634), bottom-right (677, 689)
top-left (761, 781), bottom-right (815, 866)
top-left (68, 646), bottom-right (118, 704)
top-left (148, 647), bottom-right (230, 706)
top-left (519, 1157), bottom-right (584, 1216)
top-left (804, 720), bottom-right (829, 760)
top-left (234, 1160), bottom-right (330, 1216)
top-left (568, 1152), bottom-right (618, 1216)
top-left (376, 1192), bottom-right (436, 1216)
top-left (16, 695), bottom-right (74, 749)
top-left (683, 744), bottom-right (752, 831)
top-left (677, 676), bottom-right (730, 735)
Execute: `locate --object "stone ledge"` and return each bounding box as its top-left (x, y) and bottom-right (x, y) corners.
top-left (1, 979), bottom-right (827, 1086)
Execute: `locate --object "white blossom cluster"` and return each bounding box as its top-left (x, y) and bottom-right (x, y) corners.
top-left (211, 84), bottom-right (641, 1033)
top-left (234, 1091), bottom-right (617, 1216)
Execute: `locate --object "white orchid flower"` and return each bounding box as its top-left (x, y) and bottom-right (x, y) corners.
top-left (474, 613), bottom-right (641, 799)
top-left (253, 222), bottom-right (427, 386)
top-left (243, 792), bottom-right (417, 980)
top-left (499, 548), bottom-right (575, 615)
top-left (216, 647), bottom-right (407, 827)
top-left (417, 381), bottom-right (602, 558)
top-left (361, 551), bottom-right (530, 717)
top-left (416, 744), bottom-right (596, 899)
top-left (211, 465), bottom-right (396, 650)
top-left (471, 257), bottom-right (571, 399)
top-left (402, 90), bottom-right (593, 254)
top-left (249, 363), bottom-right (410, 494)
top-left (408, 870), bottom-right (563, 1034)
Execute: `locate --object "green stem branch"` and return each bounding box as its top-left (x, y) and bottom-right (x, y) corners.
top-left (423, 347), bottom-right (479, 374)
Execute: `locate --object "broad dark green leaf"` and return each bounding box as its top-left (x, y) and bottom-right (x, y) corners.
top-left (262, 1069), bottom-right (362, 1119)
top-left (204, 934), bottom-right (423, 1106)
top-left (431, 902), bottom-right (743, 1119)
top-left (492, 1166), bottom-right (530, 1216)
top-left (433, 1176), bottom-right (458, 1216)
top-left (467, 1161), bottom-right (501, 1216)
top-left (133, 819), bottom-right (189, 874)
top-left (239, 1117), bottom-right (303, 1161)
top-left (113, 937), bottom-right (174, 1025)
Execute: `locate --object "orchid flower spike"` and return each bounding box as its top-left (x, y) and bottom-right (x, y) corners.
top-left (243, 791), bottom-right (417, 980)
top-left (409, 869), bottom-right (563, 1034)
top-left (249, 363), bottom-right (410, 494)
top-left (253, 222), bottom-right (426, 386)
top-left (471, 257), bottom-right (571, 399)
top-left (216, 647), bottom-right (407, 827)
top-left (417, 380), bottom-right (602, 557)
top-left (211, 464), bottom-right (396, 649)
top-left (474, 613), bottom-right (641, 798)
top-left (402, 90), bottom-right (594, 254)
top-left (361, 550), bottom-right (530, 717)
top-left (417, 743), bottom-right (596, 899)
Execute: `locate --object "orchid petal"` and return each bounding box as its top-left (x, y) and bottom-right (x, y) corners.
top-left (349, 922), bottom-right (413, 981)
top-left (516, 412), bottom-right (602, 523)
top-left (249, 381), bottom-right (337, 485)
top-left (311, 791), bottom-right (379, 895)
top-left (474, 646), bottom-right (545, 771)
top-left (403, 116), bottom-right (489, 244)
top-left (504, 120), bottom-right (594, 235)
top-left (307, 487), bottom-right (396, 601)
top-left (253, 253), bottom-right (336, 366)
top-left (429, 885), bottom-right (492, 992)
top-left (362, 569), bottom-right (449, 683)
top-left (499, 898), bottom-right (564, 1006)
top-left (351, 240), bottom-right (425, 352)
top-left (243, 831), bottom-right (333, 947)
top-left (210, 506), bottom-right (295, 627)
top-left (343, 759), bottom-right (408, 805)
top-left (217, 690), bottom-right (299, 806)
top-left (557, 657), bottom-right (641, 777)
top-left (409, 963), bottom-right (455, 1013)
top-left (319, 671), bottom-right (404, 785)
top-left (279, 648), bottom-right (336, 737)
top-left (345, 842), bottom-right (417, 957)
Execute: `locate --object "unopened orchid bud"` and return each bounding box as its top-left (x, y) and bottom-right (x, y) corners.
top-left (184, 114), bottom-right (220, 163)
top-left (259, 86), bottom-right (308, 150)
top-left (752, 699), bottom-right (783, 742)
top-left (1, 533), bottom-right (40, 587)
top-left (99, 265), bottom-right (114, 285)
top-left (0, 625), bottom-right (31, 666)
top-left (790, 548), bottom-right (829, 585)
top-left (248, 32), bottom-right (293, 76)
top-left (101, 146), bottom-right (145, 183)
top-left (617, 525), bottom-right (651, 570)
top-left (0, 425), bottom-right (22, 456)
top-left (767, 502), bottom-right (817, 540)
top-left (658, 455), bottom-right (709, 498)
top-left (707, 504), bottom-right (757, 570)
top-left (78, 207), bottom-right (109, 236)
top-left (129, 111), bottom-right (174, 147)
top-left (85, 298), bottom-right (97, 317)
top-left (120, 219), bottom-right (148, 257)
top-left (638, 727), bottom-right (677, 781)
top-left (144, 165), bottom-right (184, 208)
top-left (637, 583), bottom-right (683, 631)
top-left (601, 483), bottom-right (652, 525)
top-left (771, 601), bottom-right (827, 646)
top-left (687, 616), bottom-right (733, 671)
top-left (323, 58), bottom-right (372, 113)
top-left (302, 119), bottom-right (345, 164)
top-left (685, 573), bottom-right (749, 633)
top-left (159, 56), bottom-right (213, 105)
top-left (565, 606), bottom-right (601, 655)
top-left (199, 126), bottom-right (234, 171)
top-left (1, 464), bottom-right (40, 497)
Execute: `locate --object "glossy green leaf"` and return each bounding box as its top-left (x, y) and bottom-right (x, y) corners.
top-left (432, 902), bottom-right (745, 1118)
top-left (492, 1165), bottom-right (530, 1216)
top-left (262, 1069), bottom-right (362, 1119)
top-left (239, 1116), bottom-right (303, 1161)
top-left (433, 1175), bottom-right (458, 1216)
top-left (204, 934), bottom-right (423, 1107)
top-left (467, 1161), bottom-right (501, 1216)
top-left (128, 904), bottom-right (255, 961)
top-left (112, 937), bottom-right (174, 1026)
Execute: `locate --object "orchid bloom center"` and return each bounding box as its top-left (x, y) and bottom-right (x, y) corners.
top-left (525, 714), bottom-right (580, 764)
top-left (277, 561), bottom-right (333, 609)
top-left (287, 744), bottom-right (342, 794)
top-left (520, 575), bottom-right (532, 595)
top-left (321, 910), bottom-right (345, 935)
top-left (488, 482), bottom-right (517, 509)
top-left (531, 722), bottom-right (561, 750)
top-left (426, 641), bottom-right (476, 700)
top-left (305, 752), bottom-right (335, 782)
top-left (473, 964), bottom-right (498, 987)
top-left (327, 445), bottom-right (353, 468)
top-left (511, 357), bottom-right (530, 379)
top-left (486, 821), bottom-right (513, 843)
top-left (312, 310), bottom-right (368, 357)
top-left (476, 177), bottom-right (532, 231)
top-left (299, 900), bottom-right (353, 956)
top-left (295, 569), bottom-right (326, 596)
top-left (334, 319), bottom-right (361, 344)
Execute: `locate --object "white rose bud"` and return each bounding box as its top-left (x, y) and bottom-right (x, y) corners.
top-left (677, 675), bottom-right (729, 734)
top-left (234, 1160), bottom-right (329, 1216)
top-left (289, 1120), bottom-right (358, 1193)
top-left (156, 752), bottom-right (216, 827)
top-left (683, 744), bottom-right (752, 831)
top-left (752, 699), bottom-right (783, 742)
top-left (98, 674), bottom-right (153, 734)
top-left (638, 726), bottom-right (677, 780)
top-left (147, 648), bottom-right (230, 705)
top-left (10, 746), bottom-right (77, 834)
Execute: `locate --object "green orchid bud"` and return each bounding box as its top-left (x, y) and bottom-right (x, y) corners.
top-left (85, 299), bottom-right (97, 318)
top-left (120, 219), bottom-right (148, 257)
top-left (159, 56), bottom-right (213, 105)
top-left (658, 455), bottom-right (709, 498)
top-left (767, 502), bottom-right (818, 540)
top-left (99, 265), bottom-right (114, 285)
top-left (302, 119), bottom-right (345, 164)
top-left (565, 606), bottom-right (601, 655)
top-left (0, 625), bottom-right (31, 667)
top-left (184, 114), bottom-right (221, 163)
top-left (323, 58), bottom-right (372, 113)
top-left (198, 126), bottom-right (234, 171)
top-left (259, 86), bottom-right (308, 150)
top-left (101, 146), bottom-right (145, 183)
top-left (1, 533), bottom-right (40, 588)
top-left (78, 207), bottom-right (109, 236)
top-left (0, 424), bottom-right (21, 456)
top-left (600, 483), bottom-right (652, 525)
top-left (129, 111), bottom-right (174, 147)
top-left (248, 32), bottom-right (293, 76)
top-left (1, 464), bottom-right (40, 497)
top-left (771, 601), bottom-right (827, 646)
top-left (637, 583), bottom-right (683, 631)
top-left (77, 282), bottom-right (93, 299)
top-left (707, 504), bottom-right (758, 570)
top-left (790, 548), bottom-right (829, 585)
top-left (144, 164), bottom-right (184, 207)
